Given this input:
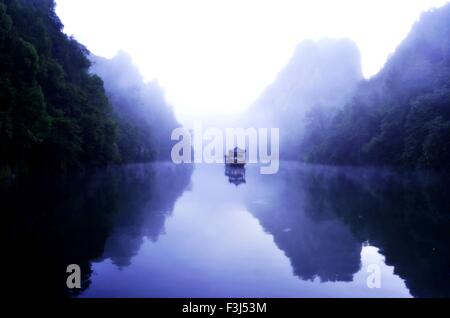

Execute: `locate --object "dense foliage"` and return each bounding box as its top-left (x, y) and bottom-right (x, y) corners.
top-left (301, 4), bottom-right (450, 169)
top-left (91, 53), bottom-right (179, 162)
top-left (0, 0), bottom-right (118, 175)
top-left (0, 0), bottom-right (180, 177)
top-left (5, 163), bottom-right (193, 298)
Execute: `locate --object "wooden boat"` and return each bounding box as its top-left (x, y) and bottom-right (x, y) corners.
top-left (224, 147), bottom-right (247, 167)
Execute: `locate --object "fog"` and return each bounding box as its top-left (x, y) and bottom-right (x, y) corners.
top-left (90, 52), bottom-right (180, 161)
top-left (55, 0), bottom-right (449, 123)
top-left (4, 0), bottom-right (450, 300)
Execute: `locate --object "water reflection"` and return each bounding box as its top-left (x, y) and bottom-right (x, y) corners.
top-left (244, 163), bottom-right (450, 297)
top-left (309, 165), bottom-right (450, 298)
top-left (245, 166), bottom-right (361, 283)
top-left (5, 162), bottom-right (450, 298)
top-left (225, 165), bottom-right (246, 186)
top-left (5, 163), bottom-right (193, 298)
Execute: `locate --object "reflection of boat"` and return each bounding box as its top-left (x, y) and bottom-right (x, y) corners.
top-left (224, 147), bottom-right (247, 167)
top-left (225, 165), bottom-right (246, 186)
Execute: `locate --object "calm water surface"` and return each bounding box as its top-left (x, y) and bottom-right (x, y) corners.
top-left (5, 162), bottom-right (450, 298)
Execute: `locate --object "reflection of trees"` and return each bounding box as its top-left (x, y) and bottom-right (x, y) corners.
top-left (310, 166), bottom-right (450, 298)
top-left (246, 165), bottom-right (362, 283)
top-left (97, 163), bottom-right (193, 268)
top-left (248, 164), bottom-right (450, 297)
top-left (5, 163), bottom-right (193, 299)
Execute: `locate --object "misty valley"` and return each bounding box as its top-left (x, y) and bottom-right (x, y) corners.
top-left (2, 0), bottom-right (450, 300)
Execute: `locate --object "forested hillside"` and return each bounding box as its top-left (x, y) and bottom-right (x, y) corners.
top-left (0, 0), bottom-right (118, 175)
top-left (0, 0), bottom-right (178, 177)
top-left (91, 52), bottom-right (179, 162)
top-left (301, 4), bottom-right (450, 169)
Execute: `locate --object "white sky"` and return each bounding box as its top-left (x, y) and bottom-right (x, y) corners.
top-left (55, 0), bottom-right (449, 120)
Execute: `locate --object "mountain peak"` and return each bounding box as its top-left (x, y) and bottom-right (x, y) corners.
top-left (249, 38), bottom-right (362, 128)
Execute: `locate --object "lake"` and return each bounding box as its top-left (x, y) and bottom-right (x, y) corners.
top-left (5, 162), bottom-right (450, 298)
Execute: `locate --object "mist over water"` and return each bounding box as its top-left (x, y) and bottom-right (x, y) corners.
top-left (6, 162), bottom-right (450, 298)
top-left (56, 0), bottom-right (450, 119)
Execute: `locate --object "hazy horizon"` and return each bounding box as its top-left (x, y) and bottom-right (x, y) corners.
top-left (55, 0), bottom-right (450, 123)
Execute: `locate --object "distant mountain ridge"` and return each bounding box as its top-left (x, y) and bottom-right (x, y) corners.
top-left (246, 38), bottom-right (363, 159)
top-left (301, 3), bottom-right (450, 169)
top-left (252, 39), bottom-right (362, 113)
top-left (247, 3), bottom-right (450, 169)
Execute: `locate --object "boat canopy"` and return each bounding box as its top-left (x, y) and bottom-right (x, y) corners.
top-left (225, 147), bottom-right (246, 164)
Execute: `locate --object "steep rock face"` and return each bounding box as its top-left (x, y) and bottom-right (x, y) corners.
top-left (302, 4), bottom-right (450, 168)
top-left (247, 39), bottom-right (362, 158)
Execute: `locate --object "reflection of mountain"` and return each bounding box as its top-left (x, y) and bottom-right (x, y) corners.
top-left (5, 163), bottom-right (193, 299)
top-left (246, 165), bottom-right (362, 282)
top-left (310, 166), bottom-right (450, 298)
top-left (247, 164), bottom-right (450, 297)
top-left (97, 163), bottom-right (193, 268)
